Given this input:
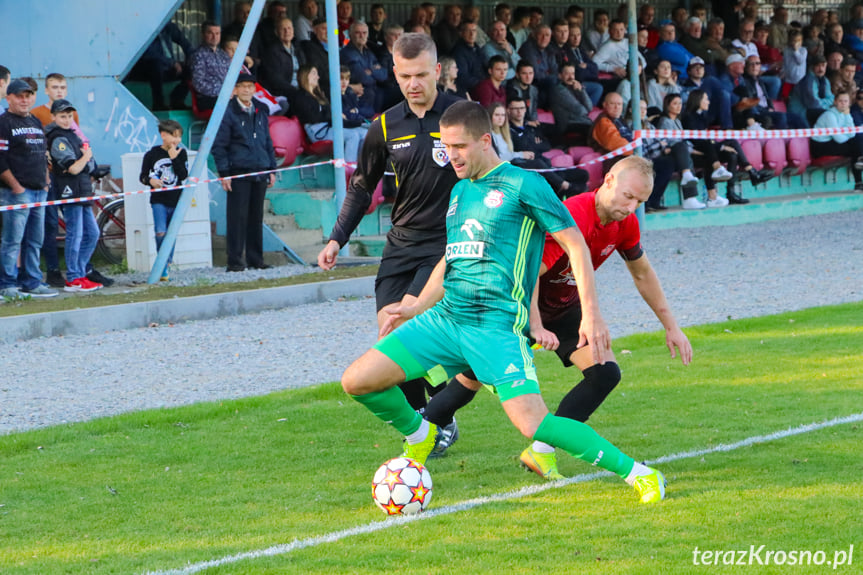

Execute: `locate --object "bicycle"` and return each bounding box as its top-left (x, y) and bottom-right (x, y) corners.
top-left (55, 174), bottom-right (126, 266)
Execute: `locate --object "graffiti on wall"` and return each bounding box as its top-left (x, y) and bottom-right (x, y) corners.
top-left (104, 97), bottom-right (158, 152)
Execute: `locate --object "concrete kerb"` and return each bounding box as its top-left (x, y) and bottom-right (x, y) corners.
top-left (0, 276), bottom-right (375, 344)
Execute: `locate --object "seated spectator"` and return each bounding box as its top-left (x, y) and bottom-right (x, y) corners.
top-left (811, 91), bottom-right (863, 191)
top-left (681, 88), bottom-right (774, 205)
top-left (505, 61), bottom-right (539, 125)
top-left (680, 56), bottom-right (732, 128)
top-left (300, 18), bottom-right (331, 95)
top-left (656, 22), bottom-right (695, 80)
top-left (421, 2), bottom-right (437, 27)
top-left (648, 95), bottom-right (705, 209)
top-left (336, 0), bottom-right (354, 46)
top-left (703, 18), bottom-right (736, 73)
top-left (292, 65), bottom-right (365, 162)
top-left (500, 98), bottom-right (588, 197)
top-left (464, 6), bottom-right (490, 48)
top-left (589, 92), bottom-right (674, 207)
top-left (405, 5), bottom-right (431, 36)
top-left (518, 24), bottom-right (559, 103)
top-left (803, 24), bottom-right (825, 60)
top-left (733, 18), bottom-right (782, 100)
top-left (825, 24), bottom-right (852, 59)
top-left (755, 24), bottom-right (783, 78)
top-left (190, 21), bottom-right (231, 111)
top-left (680, 16), bottom-right (716, 75)
top-left (438, 57), bottom-right (469, 100)
top-left (558, 24), bottom-right (602, 107)
top-left (646, 60), bottom-right (681, 113)
top-left (547, 19), bottom-right (571, 70)
top-left (827, 50), bottom-right (845, 78)
top-left (509, 6), bottom-right (532, 51)
top-left (373, 24), bottom-right (404, 110)
top-left (831, 57), bottom-right (859, 98)
top-left (768, 5), bottom-right (790, 50)
top-left (639, 27), bottom-right (660, 75)
top-left (339, 66), bottom-right (370, 142)
top-left (452, 21), bottom-right (486, 96)
top-left (845, 21), bottom-right (863, 63)
top-left (222, 38), bottom-right (285, 115)
top-left (433, 4), bottom-right (462, 56)
top-left (782, 29), bottom-right (808, 100)
top-left (128, 22), bottom-right (192, 110)
top-left (482, 20), bottom-right (520, 80)
top-left (260, 17), bottom-right (304, 98)
top-left (594, 19), bottom-right (647, 89)
top-left (586, 9), bottom-right (610, 55)
top-left (548, 62), bottom-right (593, 138)
top-left (845, 4), bottom-right (863, 37)
top-left (471, 56), bottom-right (508, 108)
top-left (637, 3), bottom-right (660, 49)
top-left (672, 6), bottom-right (690, 39)
top-left (789, 55), bottom-right (834, 126)
top-left (732, 55), bottom-right (798, 129)
top-left (368, 3), bottom-right (387, 52)
top-left (254, 1), bottom-right (289, 57)
top-left (295, 0), bottom-right (319, 43)
top-left (616, 60), bottom-right (648, 112)
top-left (340, 20), bottom-right (387, 115)
top-left (224, 2), bottom-right (252, 41)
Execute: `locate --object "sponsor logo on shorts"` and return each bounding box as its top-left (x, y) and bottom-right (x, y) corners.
top-left (445, 241), bottom-right (484, 260)
top-left (432, 139), bottom-right (450, 167)
top-left (484, 190), bottom-right (504, 208)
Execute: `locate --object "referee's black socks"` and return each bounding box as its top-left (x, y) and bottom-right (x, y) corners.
top-left (555, 362), bottom-right (621, 423)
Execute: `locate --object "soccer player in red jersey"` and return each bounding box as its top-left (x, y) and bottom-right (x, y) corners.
top-left (422, 155), bottom-right (693, 479)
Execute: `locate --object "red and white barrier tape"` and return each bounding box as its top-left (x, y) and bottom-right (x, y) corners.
top-left (637, 124), bottom-right (863, 141)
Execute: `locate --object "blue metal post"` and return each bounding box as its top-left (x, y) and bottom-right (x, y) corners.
top-left (628, 0), bottom-right (646, 225)
top-left (147, 0), bottom-right (267, 284)
top-left (324, 0), bottom-right (349, 257)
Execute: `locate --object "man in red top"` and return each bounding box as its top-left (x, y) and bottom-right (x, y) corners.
top-left (421, 156), bottom-right (693, 478)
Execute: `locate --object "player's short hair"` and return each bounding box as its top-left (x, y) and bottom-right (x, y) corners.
top-left (45, 73), bottom-right (66, 86)
top-left (394, 32), bottom-right (437, 61)
top-left (440, 100), bottom-right (493, 140)
top-left (158, 119), bottom-right (184, 135)
top-left (610, 156), bottom-right (655, 184)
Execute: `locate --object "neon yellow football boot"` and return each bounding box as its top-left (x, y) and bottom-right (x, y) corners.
top-left (633, 467), bottom-right (667, 504)
top-left (520, 446), bottom-right (565, 480)
top-left (401, 422), bottom-right (441, 466)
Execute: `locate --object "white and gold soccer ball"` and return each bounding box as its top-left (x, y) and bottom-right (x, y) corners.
top-left (371, 457), bottom-right (433, 515)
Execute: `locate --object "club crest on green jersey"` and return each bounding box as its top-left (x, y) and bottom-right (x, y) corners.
top-left (484, 190), bottom-right (504, 208)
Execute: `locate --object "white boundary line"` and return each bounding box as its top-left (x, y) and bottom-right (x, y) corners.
top-left (142, 412), bottom-right (863, 575)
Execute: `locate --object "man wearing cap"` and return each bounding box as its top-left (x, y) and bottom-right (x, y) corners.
top-left (681, 57), bottom-right (732, 128)
top-left (0, 79), bottom-right (57, 298)
top-left (212, 73), bottom-right (277, 272)
top-left (718, 53), bottom-right (748, 107)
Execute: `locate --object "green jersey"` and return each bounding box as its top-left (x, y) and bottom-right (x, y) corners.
top-left (436, 161), bottom-right (575, 333)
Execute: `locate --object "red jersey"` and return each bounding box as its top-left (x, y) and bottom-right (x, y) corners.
top-left (539, 192), bottom-right (643, 320)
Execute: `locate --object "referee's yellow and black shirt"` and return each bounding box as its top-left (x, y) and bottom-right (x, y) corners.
top-left (328, 91), bottom-right (463, 247)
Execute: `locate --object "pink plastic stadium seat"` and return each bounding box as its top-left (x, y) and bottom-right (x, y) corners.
top-left (268, 116), bottom-right (304, 167)
top-left (588, 107), bottom-right (602, 121)
top-left (578, 152), bottom-right (604, 191)
top-left (786, 138), bottom-right (811, 175)
top-left (567, 145), bottom-right (594, 163)
top-left (537, 109), bottom-right (555, 124)
top-left (550, 153), bottom-right (575, 168)
top-left (543, 149), bottom-right (565, 160)
top-left (741, 139), bottom-right (764, 171)
top-left (772, 100), bottom-right (787, 113)
top-left (763, 139), bottom-right (787, 176)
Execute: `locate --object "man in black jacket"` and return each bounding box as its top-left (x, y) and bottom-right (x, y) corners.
top-left (211, 73), bottom-right (277, 272)
top-left (300, 18), bottom-right (330, 95)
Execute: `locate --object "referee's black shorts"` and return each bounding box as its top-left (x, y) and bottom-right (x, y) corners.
top-left (374, 229), bottom-right (445, 311)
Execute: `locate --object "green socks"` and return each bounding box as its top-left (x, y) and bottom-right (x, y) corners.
top-left (351, 387), bottom-right (423, 436)
top-left (533, 413), bottom-right (635, 478)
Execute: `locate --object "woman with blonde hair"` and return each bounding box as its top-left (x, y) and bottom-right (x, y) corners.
top-left (438, 57), bottom-right (470, 99)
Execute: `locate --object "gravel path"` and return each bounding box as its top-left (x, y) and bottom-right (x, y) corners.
top-left (2, 211), bottom-right (861, 435)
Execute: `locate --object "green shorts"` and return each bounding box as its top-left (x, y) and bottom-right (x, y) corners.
top-left (374, 307), bottom-right (541, 402)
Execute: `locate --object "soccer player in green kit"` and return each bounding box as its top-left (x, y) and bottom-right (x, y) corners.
top-left (341, 101), bottom-right (666, 503)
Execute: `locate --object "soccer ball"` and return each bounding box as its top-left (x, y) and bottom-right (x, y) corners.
top-left (371, 457), bottom-right (433, 515)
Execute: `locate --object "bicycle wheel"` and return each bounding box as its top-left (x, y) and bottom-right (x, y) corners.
top-left (96, 199), bottom-right (126, 266)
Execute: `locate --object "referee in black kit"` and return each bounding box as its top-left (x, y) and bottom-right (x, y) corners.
top-left (317, 33), bottom-right (462, 454)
